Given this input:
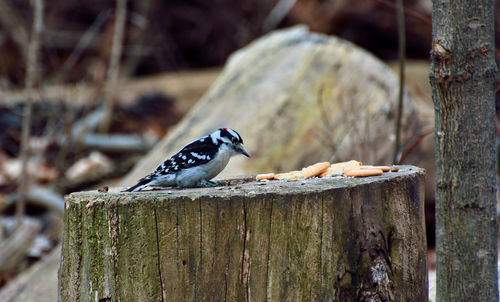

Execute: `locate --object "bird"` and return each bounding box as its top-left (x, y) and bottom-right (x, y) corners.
top-left (125, 128), bottom-right (250, 192)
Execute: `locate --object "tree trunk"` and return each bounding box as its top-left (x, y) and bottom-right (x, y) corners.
top-left (59, 166), bottom-right (427, 301)
top-left (430, 1), bottom-right (498, 301)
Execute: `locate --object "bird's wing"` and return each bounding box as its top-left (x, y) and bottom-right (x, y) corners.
top-left (149, 138), bottom-right (218, 176)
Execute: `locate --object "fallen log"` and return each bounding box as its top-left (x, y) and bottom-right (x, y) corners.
top-left (0, 243), bottom-right (60, 302)
top-left (59, 166), bottom-right (427, 301)
top-left (0, 218), bottom-right (41, 274)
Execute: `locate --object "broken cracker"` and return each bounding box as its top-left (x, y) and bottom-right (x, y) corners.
top-left (256, 173), bottom-right (275, 181)
top-left (275, 171), bottom-right (303, 181)
top-left (302, 162), bottom-right (330, 178)
top-left (360, 165), bottom-right (391, 172)
top-left (320, 170), bottom-right (344, 177)
top-left (345, 168), bottom-right (383, 177)
top-left (341, 160), bottom-right (363, 172)
top-left (320, 160), bottom-right (362, 177)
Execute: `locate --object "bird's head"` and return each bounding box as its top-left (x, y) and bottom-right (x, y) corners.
top-left (211, 128), bottom-right (250, 157)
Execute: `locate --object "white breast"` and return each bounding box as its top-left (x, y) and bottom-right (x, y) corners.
top-left (174, 144), bottom-right (234, 187)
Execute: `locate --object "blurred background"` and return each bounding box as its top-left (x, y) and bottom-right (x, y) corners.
top-left (0, 0), bottom-right (499, 301)
top-left (0, 0), bottom-right (436, 86)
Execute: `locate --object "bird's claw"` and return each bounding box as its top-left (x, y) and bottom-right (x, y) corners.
top-left (198, 179), bottom-right (224, 187)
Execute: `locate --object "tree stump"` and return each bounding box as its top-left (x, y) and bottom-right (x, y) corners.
top-left (59, 166), bottom-right (427, 301)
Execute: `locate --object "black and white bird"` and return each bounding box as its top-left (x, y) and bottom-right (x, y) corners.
top-left (125, 128), bottom-right (250, 192)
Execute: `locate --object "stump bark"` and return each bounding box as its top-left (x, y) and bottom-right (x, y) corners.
top-left (59, 166), bottom-right (427, 301)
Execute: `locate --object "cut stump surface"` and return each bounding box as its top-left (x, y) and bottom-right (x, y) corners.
top-left (59, 165), bottom-right (427, 301)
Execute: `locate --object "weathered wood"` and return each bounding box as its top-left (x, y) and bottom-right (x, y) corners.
top-left (59, 166), bottom-right (427, 301)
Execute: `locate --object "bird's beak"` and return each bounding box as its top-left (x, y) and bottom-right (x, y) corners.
top-left (237, 145), bottom-right (250, 157)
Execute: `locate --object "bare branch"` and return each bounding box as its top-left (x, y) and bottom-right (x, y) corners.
top-left (262, 0), bottom-right (297, 32)
top-left (99, 0), bottom-right (127, 133)
top-left (0, 0), bottom-right (30, 50)
top-left (8, 186), bottom-right (64, 217)
top-left (396, 128), bottom-right (434, 164)
top-left (372, 0), bottom-right (431, 25)
top-left (61, 9), bottom-right (111, 77)
top-left (17, 0), bottom-right (44, 228)
top-left (392, 0), bottom-right (406, 164)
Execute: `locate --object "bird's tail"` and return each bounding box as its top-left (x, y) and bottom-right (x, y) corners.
top-left (123, 178), bottom-right (151, 192)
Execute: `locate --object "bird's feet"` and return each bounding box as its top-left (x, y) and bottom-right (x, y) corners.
top-left (198, 179), bottom-right (224, 187)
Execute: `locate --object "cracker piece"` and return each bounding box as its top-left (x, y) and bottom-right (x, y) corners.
top-left (342, 160), bottom-right (363, 172)
top-left (256, 173), bottom-right (275, 181)
top-left (360, 165), bottom-right (391, 172)
top-left (320, 160), bottom-right (362, 177)
top-left (275, 172), bottom-right (302, 181)
top-left (302, 162), bottom-right (331, 178)
top-left (345, 168), bottom-right (383, 177)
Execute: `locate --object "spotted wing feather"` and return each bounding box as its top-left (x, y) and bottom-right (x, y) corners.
top-left (148, 136), bottom-right (218, 177)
